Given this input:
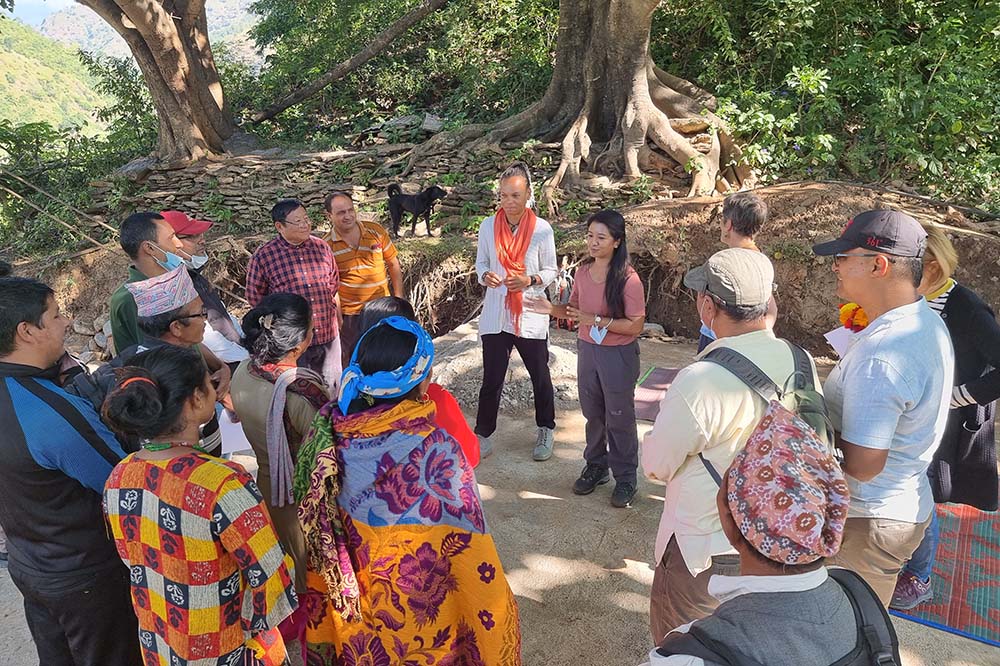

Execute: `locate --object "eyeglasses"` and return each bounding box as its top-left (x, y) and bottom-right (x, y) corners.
top-left (172, 309), bottom-right (209, 323)
top-left (281, 219), bottom-right (311, 229)
top-left (833, 252), bottom-right (896, 265)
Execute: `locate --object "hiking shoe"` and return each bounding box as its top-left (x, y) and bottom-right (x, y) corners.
top-left (573, 463), bottom-right (610, 495)
top-left (890, 571), bottom-right (933, 610)
top-left (478, 434), bottom-right (494, 459)
top-left (611, 480), bottom-right (638, 508)
top-left (532, 427), bottom-right (555, 461)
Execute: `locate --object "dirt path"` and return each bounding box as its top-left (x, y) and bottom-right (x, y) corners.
top-left (1, 337), bottom-right (997, 665)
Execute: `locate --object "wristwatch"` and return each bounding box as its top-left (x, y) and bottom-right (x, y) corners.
top-left (595, 315), bottom-right (603, 325)
top-left (529, 275), bottom-right (540, 287)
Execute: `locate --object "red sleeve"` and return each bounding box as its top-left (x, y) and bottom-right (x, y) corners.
top-left (427, 383), bottom-right (479, 468)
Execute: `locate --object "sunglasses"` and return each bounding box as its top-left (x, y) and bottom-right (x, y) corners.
top-left (833, 252), bottom-right (896, 265)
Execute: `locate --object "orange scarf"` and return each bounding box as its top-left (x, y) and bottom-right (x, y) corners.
top-left (494, 207), bottom-right (537, 336)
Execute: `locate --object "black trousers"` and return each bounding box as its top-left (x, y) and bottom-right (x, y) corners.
top-left (9, 562), bottom-right (142, 666)
top-left (475, 332), bottom-right (556, 437)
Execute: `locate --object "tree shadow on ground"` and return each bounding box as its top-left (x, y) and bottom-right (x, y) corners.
top-left (476, 411), bottom-right (664, 666)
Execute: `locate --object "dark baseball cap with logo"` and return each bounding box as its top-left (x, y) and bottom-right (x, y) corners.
top-left (812, 209), bottom-right (926, 258)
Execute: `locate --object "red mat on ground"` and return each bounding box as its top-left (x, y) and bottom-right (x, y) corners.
top-left (890, 503), bottom-right (1000, 647)
top-left (634, 367), bottom-right (679, 422)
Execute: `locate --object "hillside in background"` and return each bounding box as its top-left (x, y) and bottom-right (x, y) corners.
top-left (40, 0), bottom-right (259, 63)
top-left (0, 19), bottom-right (107, 130)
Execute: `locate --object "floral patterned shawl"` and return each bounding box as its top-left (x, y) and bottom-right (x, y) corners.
top-left (297, 398), bottom-right (521, 666)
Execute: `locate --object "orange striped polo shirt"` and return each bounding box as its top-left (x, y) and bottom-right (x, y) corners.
top-left (325, 222), bottom-right (399, 315)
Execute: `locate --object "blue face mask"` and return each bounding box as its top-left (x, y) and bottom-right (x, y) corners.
top-left (150, 243), bottom-right (185, 272)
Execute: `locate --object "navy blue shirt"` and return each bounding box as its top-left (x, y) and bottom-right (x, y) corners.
top-left (0, 361), bottom-right (126, 577)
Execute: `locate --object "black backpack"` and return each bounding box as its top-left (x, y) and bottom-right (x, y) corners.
top-left (656, 568), bottom-right (901, 666)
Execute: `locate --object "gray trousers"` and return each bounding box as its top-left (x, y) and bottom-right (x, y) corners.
top-left (577, 339), bottom-right (641, 483)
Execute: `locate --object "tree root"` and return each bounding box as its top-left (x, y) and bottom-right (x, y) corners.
top-left (400, 59), bottom-right (753, 204)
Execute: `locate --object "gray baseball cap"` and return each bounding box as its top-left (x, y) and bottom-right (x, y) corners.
top-left (684, 248), bottom-right (774, 307)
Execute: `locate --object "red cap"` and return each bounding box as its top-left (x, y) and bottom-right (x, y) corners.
top-left (161, 210), bottom-right (213, 235)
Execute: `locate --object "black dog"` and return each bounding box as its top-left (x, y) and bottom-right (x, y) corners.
top-left (387, 183), bottom-right (448, 237)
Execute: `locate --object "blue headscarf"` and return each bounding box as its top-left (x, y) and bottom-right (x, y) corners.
top-left (337, 316), bottom-right (435, 414)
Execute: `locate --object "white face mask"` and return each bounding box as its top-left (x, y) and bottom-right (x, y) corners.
top-left (185, 254), bottom-right (209, 270)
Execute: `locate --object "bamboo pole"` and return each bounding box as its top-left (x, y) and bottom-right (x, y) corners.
top-left (0, 167), bottom-right (120, 235)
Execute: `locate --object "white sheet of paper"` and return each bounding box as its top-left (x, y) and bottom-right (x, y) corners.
top-left (219, 409), bottom-right (253, 455)
top-left (824, 326), bottom-right (854, 357)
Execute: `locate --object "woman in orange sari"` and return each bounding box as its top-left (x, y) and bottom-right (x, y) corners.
top-left (294, 317), bottom-right (521, 665)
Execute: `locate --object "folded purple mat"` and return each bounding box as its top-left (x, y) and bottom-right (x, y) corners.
top-left (634, 367), bottom-right (679, 422)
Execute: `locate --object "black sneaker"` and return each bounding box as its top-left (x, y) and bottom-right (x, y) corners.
top-left (573, 463), bottom-right (610, 495)
top-left (611, 481), bottom-right (637, 508)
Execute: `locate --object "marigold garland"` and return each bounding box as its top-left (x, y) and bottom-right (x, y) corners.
top-left (838, 302), bottom-right (869, 332)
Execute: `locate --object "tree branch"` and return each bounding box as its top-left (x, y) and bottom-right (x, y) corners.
top-left (251, 0), bottom-right (450, 123)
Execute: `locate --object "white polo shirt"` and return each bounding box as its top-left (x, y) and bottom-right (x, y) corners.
top-left (824, 298), bottom-right (954, 523)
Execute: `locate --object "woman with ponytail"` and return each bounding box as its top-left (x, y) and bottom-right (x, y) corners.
top-left (527, 209), bottom-right (646, 508)
top-left (230, 293), bottom-right (330, 653)
top-left (102, 345), bottom-right (297, 666)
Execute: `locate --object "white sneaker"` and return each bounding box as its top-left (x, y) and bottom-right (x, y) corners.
top-left (478, 434), bottom-right (494, 458)
top-left (532, 427), bottom-right (554, 461)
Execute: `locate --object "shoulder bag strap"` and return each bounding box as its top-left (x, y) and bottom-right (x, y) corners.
top-left (697, 348), bottom-right (781, 486)
top-left (828, 568), bottom-right (901, 666)
top-left (784, 340), bottom-right (816, 392)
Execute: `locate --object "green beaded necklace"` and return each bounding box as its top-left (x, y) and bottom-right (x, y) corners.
top-left (143, 441), bottom-right (210, 454)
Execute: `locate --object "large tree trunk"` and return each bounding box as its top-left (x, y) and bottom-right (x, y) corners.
top-left (406, 0), bottom-right (751, 199)
top-left (78, 0), bottom-right (235, 164)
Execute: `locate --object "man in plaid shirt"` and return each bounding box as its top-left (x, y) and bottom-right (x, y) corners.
top-left (246, 199), bottom-right (343, 388)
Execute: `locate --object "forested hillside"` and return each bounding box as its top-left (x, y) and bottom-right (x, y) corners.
top-left (40, 0), bottom-right (258, 62)
top-left (0, 19), bottom-right (106, 130)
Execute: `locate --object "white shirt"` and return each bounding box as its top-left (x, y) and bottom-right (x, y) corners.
top-left (824, 298), bottom-right (954, 522)
top-left (201, 316), bottom-right (249, 364)
top-left (641, 329), bottom-right (819, 574)
top-left (475, 214), bottom-right (557, 340)
top-left (640, 568), bottom-right (831, 665)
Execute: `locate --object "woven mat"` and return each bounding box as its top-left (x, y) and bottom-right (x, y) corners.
top-left (890, 503), bottom-right (1000, 647)
top-left (634, 367), bottom-right (680, 422)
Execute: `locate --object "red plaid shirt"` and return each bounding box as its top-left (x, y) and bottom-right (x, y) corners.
top-left (246, 235), bottom-right (339, 345)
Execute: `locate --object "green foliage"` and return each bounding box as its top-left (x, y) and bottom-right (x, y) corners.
top-left (650, 0), bottom-right (1000, 209)
top-left (626, 175), bottom-right (655, 205)
top-left (561, 198), bottom-right (590, 222)
top-left (0, 19), bottom-right (108, 130)
top-left (202, 192), bottom-right (235, 227)
top-left (78, 52), bottom-right (157, 154)
top-left (0, 51), bottom-right (158, 257)
top-left (247, 0), bottom-right (558, 141)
